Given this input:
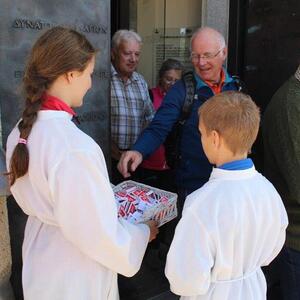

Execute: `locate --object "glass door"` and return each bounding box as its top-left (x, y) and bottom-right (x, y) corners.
top-left (129, 0), bottom-right (202, 87)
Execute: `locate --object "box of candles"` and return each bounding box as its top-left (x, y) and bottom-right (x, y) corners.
top-left (114, 180), bottom-right (177, 227)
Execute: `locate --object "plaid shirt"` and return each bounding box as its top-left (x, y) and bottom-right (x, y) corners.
top-left (111, 65), bottom-right (154, 149)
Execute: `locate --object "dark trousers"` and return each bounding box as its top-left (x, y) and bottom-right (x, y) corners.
top-left (133, 167), bottom-right (177, 193)
top-left (111, 157), bottom-right (176, 189)
top-left (114, 165), bottom-right (194, 299)
top-left (264, 246), bottom-right (300, 300)
top-left (176, 187), bottom-right (195, 217)
top-left (117, 172), bottom-right (185, 299)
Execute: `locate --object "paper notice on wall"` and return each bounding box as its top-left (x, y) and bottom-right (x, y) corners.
top-left (152, 27), bottom-right (195, 83)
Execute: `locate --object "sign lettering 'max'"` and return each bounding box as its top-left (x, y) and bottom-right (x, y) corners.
top-left (13, 70), bottom-right (110, 79)
top-left (12, 18), bottom-right (108, 34)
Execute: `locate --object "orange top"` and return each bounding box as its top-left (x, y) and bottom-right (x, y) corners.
top-left (205, 69), bottom-right (226, 94)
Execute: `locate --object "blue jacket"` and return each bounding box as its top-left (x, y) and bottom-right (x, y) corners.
top-left (133, 70), bottom-right (238, 192)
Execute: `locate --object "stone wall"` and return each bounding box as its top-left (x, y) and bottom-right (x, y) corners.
top-left (0, 0), bottom-right (111, 161)
top-left (0, 1), bottom-right (111, 298)
top-left (0, 196), bottom-right (14, 300)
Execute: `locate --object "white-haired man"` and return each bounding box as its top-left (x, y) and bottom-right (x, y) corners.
top-left (110, 29), bottom-right (154, 184)
top-left (118, 27), bottom-right (244, 212)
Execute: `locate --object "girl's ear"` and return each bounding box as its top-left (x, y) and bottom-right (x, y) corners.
top-left (65, 71), bottom-right (75, 83)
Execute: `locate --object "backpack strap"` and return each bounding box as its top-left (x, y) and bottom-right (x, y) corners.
top-left (232, 75), bottom-right (248, 93)
top-left (179, 73), bottom-right (245, 124)
top-left (179, 71), bottom-right (196, 124)
top-left (163, 71), bottom-right (195, 169)
top-left (178, 73), bottom-right (247, 125)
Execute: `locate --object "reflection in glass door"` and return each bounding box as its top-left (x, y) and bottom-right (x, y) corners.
top-left (129, 0), bottom-right (202, 87)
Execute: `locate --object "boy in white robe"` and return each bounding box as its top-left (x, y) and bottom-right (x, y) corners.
top-left (165, 91), bottom-right (288, 300)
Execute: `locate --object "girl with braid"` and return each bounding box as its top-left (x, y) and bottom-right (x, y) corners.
top-left (6, 27), bottom-right (158, 300)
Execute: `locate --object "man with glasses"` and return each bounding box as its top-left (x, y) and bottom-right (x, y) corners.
top-left (118, 27), bottom-right (242, 212)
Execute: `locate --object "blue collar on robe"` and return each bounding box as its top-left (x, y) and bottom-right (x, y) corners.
top-left (218, 158), bottom-right (254, 170)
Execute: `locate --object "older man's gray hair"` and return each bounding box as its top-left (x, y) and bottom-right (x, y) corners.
top-left (111, 30), bottom-right (142, 51)
top-left (190, 27), bottom-right (226, 52)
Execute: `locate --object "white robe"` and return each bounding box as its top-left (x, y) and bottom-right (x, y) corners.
top-left (6, 111), bottom-right (150, 300)
top-left (165, 166), bottom-right (288, 300)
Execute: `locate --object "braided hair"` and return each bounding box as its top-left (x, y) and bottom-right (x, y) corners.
top-left (8, 26), bottom-right (96, 185)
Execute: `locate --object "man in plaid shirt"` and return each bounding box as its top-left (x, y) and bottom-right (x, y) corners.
top-left (111, 29), bottom-right (154, 184)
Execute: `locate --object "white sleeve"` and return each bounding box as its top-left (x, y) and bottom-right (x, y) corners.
top-left (49, 149), bottom-right (150, 277)
top-left (165, 208), bottom-right (214, 296)
top-left (262, 198), bottom-right (288, 266)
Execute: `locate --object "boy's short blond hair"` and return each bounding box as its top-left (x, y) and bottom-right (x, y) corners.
top-left (198, 91), bottom-right (260, 155)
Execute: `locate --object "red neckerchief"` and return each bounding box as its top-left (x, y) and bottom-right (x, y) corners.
top-left (41, 93), bottom-right (76, 116)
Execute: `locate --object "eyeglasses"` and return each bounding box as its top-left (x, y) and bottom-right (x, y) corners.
top-left (190, 48), bottom-right (224, 62)
top-left (162, 77), bottom-right (179, 85)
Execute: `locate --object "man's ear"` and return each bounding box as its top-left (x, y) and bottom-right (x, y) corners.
top-left (222, 46), bottom-right (228, 60)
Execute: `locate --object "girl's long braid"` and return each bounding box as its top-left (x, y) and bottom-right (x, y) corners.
top-left (8, 26), bottom-right (96, 185)
top-left (9, 66), bottom-right (47, 185)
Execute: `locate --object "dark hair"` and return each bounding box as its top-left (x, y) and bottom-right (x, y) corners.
top-left (158, 58), bottom-right (184, 79)
top-left (8, 26), bottom-right (96, 185)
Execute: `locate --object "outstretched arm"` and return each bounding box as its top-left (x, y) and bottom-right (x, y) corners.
top-left (133, 81), bottom-right (186, 157)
